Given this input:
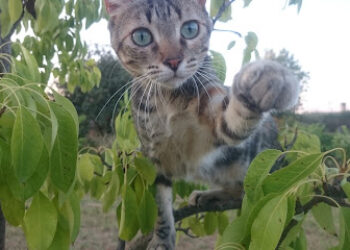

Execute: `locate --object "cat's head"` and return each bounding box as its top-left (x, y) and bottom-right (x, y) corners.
top-left (105, 0), bottom-right (212, 89)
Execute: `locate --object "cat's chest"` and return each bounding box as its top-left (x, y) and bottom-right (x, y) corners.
top-left (132, 98), bottom-right (215, 177)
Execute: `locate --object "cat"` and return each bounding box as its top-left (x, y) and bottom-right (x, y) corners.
top-left (104, 0), bottom-right (299, 249)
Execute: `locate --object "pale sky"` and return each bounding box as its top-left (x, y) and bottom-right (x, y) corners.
top-left (82, 0), bottom-right (350, 113)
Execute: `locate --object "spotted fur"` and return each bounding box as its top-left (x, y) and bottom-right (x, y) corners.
top-left (105, 0), bottom-right (299, 249)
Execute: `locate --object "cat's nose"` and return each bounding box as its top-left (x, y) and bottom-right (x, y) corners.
top-left (163, 57), bottom-right (183, 72)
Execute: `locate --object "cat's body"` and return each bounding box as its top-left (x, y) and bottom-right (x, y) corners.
top-left (105, 0), bottom-right (299, 249)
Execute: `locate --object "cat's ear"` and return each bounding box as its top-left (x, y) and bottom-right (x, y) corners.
top-left (104, 0), bottom-right (128, 14)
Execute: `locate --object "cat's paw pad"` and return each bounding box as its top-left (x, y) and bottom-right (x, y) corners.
top-left (233, 60), bottom-right (299, 113)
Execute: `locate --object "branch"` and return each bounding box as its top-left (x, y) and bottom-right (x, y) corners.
top-left (175, 227), bottom-right (198, 239)
top-left (174, 198), bottom-right (242, 222)
top-left (96, 152), bottom-right (113, 171)
top-left (120, 198), bottom-right (242, 250)
top-left (276, 185), bottom-right (350, 248)
top-left (212, 0), bottom-right (237, 26)
top-left (213, 28), bottom-right (242, 37)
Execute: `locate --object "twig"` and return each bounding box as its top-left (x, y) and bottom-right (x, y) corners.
top-left (213, 28), bottom-right (242, 37)
top-left (175, 227), bottom-right (198, 239)
top-left (212, 0), bottom-right (237, 25)
top-left (97, 152), bottom-right (113, 171)
top-left (276, 186), bottom-right (349, 248)
top-left (174, 198), bottom-right (242, 222)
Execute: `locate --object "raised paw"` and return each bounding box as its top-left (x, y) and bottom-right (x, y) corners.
top-left (233, 60), bottom-right (299, 113)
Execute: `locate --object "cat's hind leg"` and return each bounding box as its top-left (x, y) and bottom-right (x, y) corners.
top-left (147, 175), bottom-right (175, 250)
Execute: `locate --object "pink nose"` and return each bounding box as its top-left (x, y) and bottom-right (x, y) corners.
top-left (163, 57), bottom-right (182, 71)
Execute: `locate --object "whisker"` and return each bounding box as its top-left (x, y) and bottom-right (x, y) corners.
top-left (95, 74), bottom-right (145, 121)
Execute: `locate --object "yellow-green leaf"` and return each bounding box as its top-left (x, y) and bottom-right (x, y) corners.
top-left (49, 102), bottom-right (78, 192)
top-left (24, 192), bottom-right (58, 250)
top-left (9, 0), bottom-right (22, 23)
top-left (204, 212), bottom-right (218, 235)
top-left (138, 190), bottom-right (157, 234)
top-left (11, 106), bottom-right (43, 182)
top-left (249, 195), bottom-right (288, 250)
top-left (134, 157), bottom-right (156, 185)
top-left (119, 186), bottom-right (139, 240)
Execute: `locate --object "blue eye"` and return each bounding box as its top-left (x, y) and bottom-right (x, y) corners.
top-left (132, 28), bottom-right (153, 47)
top-left (181, 21), bottom-right (199, 39)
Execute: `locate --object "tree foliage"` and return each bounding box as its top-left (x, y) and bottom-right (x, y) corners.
top-left (66, 48), bottom-right (131, 137)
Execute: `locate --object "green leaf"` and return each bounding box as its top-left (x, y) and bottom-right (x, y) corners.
top-left (24, 192), bottom-right (58, 250)
top-left (210, 0), bottom-right (232, 22)
top-left (69, 192), bottom-right (81, 242)
top-left (49, 102), bottom-right (78, 192)
top-left (210, 50), bottom-right (226, 83)
top-left (115, 111), bottom-right (140, 152)
top-left (53, 91), bottom-right (79, 135)
top-left (9, 0), bottom-right (22, 23)
top-left (189, 216), bottom-right (206, 237)
top-left (262, 153), bottom-right (323, 195)
top-left (204, 212), bottom-right (218, 235)
top-left (23, 146), bottom-right (49, 199)
top-left (341, 181), bottom-right (350, 199)
top-left (20, 45), bottom-right (41, 82)
top-left (102, 171), bottom-right (120, 212)
top-left (249, 195), bottom-right (288, 250)
top-left (138, 190), bottom-right (157, 234)
top-left (77, 153), bottom-right (95, 183)
top-left (119, 186), bottom-right (139, 240)
top-left (47, 214), bottom-right (71, 250)
top-left (1, 195), bottom-right (25, 226)
top-left (335, 207), bottom-right (350, 249)
top-left (217, 212), bottom-right (229, 235)
top-left (11, 106), bottom-right (44, 182)
top-left (244, 149), bottom-right (282, 204)
top-left (218, 213), bottom-right (248, 246)
top-left (134, 157), bottom-right (156, 185)
top-left (227, 40), bottom-right (236, 50)
top-left (312, 202), bottom-right (336, 235)
top-left (0, 0), bottom-right (12, 37)
top-left (245, 32), bottom-right (258, 50)
top-left (242, 32), bottom-right (258, 66)
top-left (244, 0), bottom-right (253, 7)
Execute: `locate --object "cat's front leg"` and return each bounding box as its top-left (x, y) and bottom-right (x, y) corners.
top-left (216, 60), bottom-right (299, 145)
top-left (147, 175), bottom-right (175, 250)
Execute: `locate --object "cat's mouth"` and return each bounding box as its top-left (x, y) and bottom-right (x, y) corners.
top-left (155, 73), bottom-right (190, 89)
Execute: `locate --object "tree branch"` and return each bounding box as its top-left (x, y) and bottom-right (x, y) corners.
top-left (212, 0), bottom-right (237, 26)
top-left (276, 185), bottom-right (350, 248)
top-left (213, 28), bottom-right (242, 37)
top-left (174, 198), bottom-right (242, 222)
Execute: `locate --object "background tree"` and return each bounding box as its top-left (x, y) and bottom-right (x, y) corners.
top-left (66, 47), bottom-right (131, 138)
top-left (265, 49), bottom-right (310, 109)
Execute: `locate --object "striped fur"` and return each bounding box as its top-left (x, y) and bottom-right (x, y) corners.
top-left (106, 0), bottom-right (299, 249)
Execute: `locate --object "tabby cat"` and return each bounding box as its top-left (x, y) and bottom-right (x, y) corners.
top-left (104, 0), bottom-right (299, 249)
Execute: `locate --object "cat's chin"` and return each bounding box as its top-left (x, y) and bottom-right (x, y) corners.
top-left (156, 76), bottom-right (188, 89)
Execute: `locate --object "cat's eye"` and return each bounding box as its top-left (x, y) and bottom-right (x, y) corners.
top-left (132, 28), bottom-right (153, 47)
top-left (181, 21), bottom-right (199, 40)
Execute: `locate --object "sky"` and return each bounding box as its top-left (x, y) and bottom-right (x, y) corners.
top-left (81, 0), bottom-right (350, 113)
